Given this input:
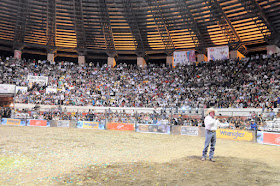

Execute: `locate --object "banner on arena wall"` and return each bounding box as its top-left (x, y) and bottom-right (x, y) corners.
top-left (76, 121), bottom-right (105, 129)
top-left (207, 46), bottom-right (229, 61)
top-left (1, 118), bottom-right (23, 126)
top-left (106, 122), bottom-right (135, 131)
top-left (14, 50), bottom-right (22, 59)
top-left (181, 126), bottom-right (199, 136)
top-left (262, 132), bottom-right (280, 146)
top-left (257, 131), bottom-right (264, 144)
top-left (136, 124), bottom-right (170, 134)
top-left (28, 119), bottom-right (48, 127)
top-left (171, 125), bottom-right (182, 135)
top-left (0, 84), bottom-right (16, 94)
top-left (46, 87), bottom-right (57, 94)
top-left (16, 86), bottom-right (28, 93)
top-left (57, 120), bottom-right (70, 127)
top-left (27, 75), bottom-right (48, 85)
top-left (216, 129), bottom-right (255, 142)
top-left (267, 45), bottom-right (280, 55)
top-left (173, 50), bottom-right (196, 66)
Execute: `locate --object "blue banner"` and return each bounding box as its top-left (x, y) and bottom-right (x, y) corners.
top-left (257, 131), bottom-right (264, 144)
top-left (1, 118), bottom-right (25, 126)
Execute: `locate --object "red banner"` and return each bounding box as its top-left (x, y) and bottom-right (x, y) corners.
top-left (106, 122), bottom-right (135, 131)
top-left (263, 132), bottom-right (280, 146)
top-left (30, 120), bottom-right (47, 127)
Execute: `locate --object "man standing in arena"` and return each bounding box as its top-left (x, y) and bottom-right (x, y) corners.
top-left (202, 108), bottom-right (219, 162)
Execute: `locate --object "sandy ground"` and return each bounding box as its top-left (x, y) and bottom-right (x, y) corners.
top-left (0, 125), bottom-right (279, 186)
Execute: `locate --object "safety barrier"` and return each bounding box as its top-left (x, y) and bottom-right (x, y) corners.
top-left (2, 118), bottom-right (280, 146)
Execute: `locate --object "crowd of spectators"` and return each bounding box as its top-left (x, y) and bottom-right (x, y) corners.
top-left (0, 107), bottom-right (11, 119)
top-left (0, 53), bottom-right (279, 111)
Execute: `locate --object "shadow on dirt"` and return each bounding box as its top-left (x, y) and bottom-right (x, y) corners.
top-left (55, 156), bottom-right (279, 186)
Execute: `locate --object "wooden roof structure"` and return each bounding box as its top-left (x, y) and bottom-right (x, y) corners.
top-left (0, 0), bottom-right (279, 59)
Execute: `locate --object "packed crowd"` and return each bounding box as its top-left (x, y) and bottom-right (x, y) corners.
top-left (10, 104), bottom-right (280, 132)
top-left (0, 53), bottom-right (279, 110)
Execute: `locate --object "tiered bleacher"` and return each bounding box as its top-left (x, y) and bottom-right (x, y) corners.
top-left (0, 53), bottom-right (280, 131)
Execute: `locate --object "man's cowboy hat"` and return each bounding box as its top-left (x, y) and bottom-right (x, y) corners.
top-left (206, 107), bottom-right (216, 115)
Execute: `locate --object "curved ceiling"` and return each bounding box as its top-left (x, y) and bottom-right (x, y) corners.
top-left (0, 0), bottom-right (279, 56)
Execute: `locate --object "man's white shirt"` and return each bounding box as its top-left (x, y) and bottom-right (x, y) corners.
top-left (204, 115), bottom-right (220, 131)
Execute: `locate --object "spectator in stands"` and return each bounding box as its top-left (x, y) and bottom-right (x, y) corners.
top-left (267, 109), bottom-right (276, 120)
top-left (250, 120), bottom-right (258, 131)
top-left (277, 109), bottom-right (280, 118)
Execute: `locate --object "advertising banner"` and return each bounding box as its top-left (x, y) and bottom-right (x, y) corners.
top-left (76, 121), bottom-right (105, 129)
top-left (173, 50), bottom-right (196, 66)
top-left (257, 131), bottom-right (264, 144)
top-left (28, 120), bottom-right (48, 127)
top-left (198, 127), bottom-right (206, 137)
top-left (27, 75), bottom-right (48, 85)
top-left (50, 120), bottom-right (58, 127)
top-left (263, 132), bottom-right (280, 146)
top-left (181, 126), bottom-right (199, 136)
top-left (16, 86), bottom-right (28, 93)
top-left (216, 129), bottom-right (255, 142)
top-left (46, 87), bottom-right (57, 94)
top-left (14, 50), bottom-right (22, 59)
top-left (0, 84), bottom-right (16, 94)
top-left (171, 125), bottom-right (182, 135)
top-left (267, 45), bottom-right (280, 55)
top-left (136, 124), bottom-right (170, 134)
top-left (1, 118), bottom-right (23, 126)
top-left (57, 120), bottom-right (70, 128)
top-left (106, 122), bottom-right (135, 131)
top-left (207, 46), bottom-right (229, 61)
top-left (82, 121), bottom-right (99, 129)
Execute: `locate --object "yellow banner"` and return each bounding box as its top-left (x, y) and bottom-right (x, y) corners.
top-left (216, 129), bottom-right (255, 142)
top-left (82, 122), bottom-right (99, 129)
top-left (6, 119), bottom-right (21, 125)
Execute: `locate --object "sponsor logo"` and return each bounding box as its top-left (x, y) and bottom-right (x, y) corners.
top-left (30, 120), bottom-right (47, 126)
top-left (6, 119), bottom-right (21, 125)
top-left (117, 124), bottom-right (124, 129)
top-left (83, 122), bottom-right (99, 129)
top-left (219, 130), bottom-right (245, 139)
top-left (275, 137), bottom-right (280, 144)
top-left (181, 127), bottom-right (198, 136)
top-left (84, 123), bottom-right (97, 127)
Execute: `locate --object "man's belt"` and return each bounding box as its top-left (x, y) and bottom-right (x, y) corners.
top-left (207, 130), bottom-right (216, 133)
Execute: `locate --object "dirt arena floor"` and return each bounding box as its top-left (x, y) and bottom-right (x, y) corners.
top-left (0, 125), bottom-right (279, 186)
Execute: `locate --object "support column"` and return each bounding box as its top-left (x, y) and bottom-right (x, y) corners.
top-left (267, 45), bottom-right (280, 55)
top-left (137, 57), bottom-right (146, 68)
top-left (166, 56), bottom-right (173, 67)
top-left (107, 57), bottom-right (116, 67)
top-left (230, 50), bottom-right (244, 60)
top-left (106, 50), bottom-right (117, 67)
top-left (197, 54), bottom-right (207, 62)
